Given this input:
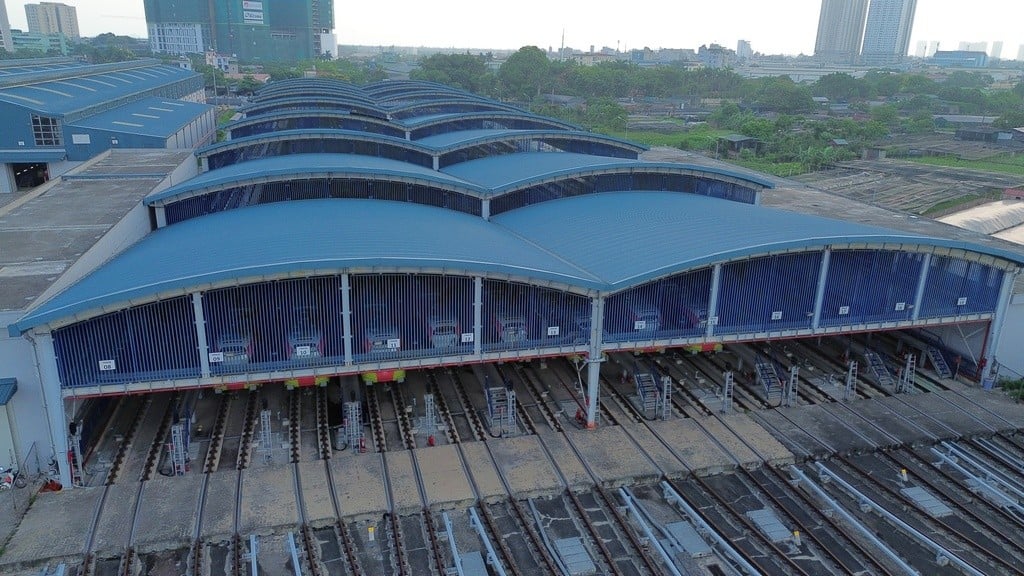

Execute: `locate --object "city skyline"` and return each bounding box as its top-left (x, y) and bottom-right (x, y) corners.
top-left (0, 0), bottom-right (1022, 59)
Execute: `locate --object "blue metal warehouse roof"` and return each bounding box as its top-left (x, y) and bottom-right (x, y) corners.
top-left (68, 97), bottom-right (213, 138)
top-left (145, 153), bottom-right (487, 205)
top-left (11, 199), bottom-right (604, 333)
top-left (416, 129), bottom-right (647, 153)
top-left (441, 152), bottom-right (775, 194)
top-left (196, 129), bottom-right (433, 158)
top-left (0, 64), bottom-right (197, 116)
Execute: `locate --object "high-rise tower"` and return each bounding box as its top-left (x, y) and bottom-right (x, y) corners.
top-left (814, 0), bottom-right (869, 63)
top-left (0, 1), bottom-right (13, 53)
top-left (25, 3), bottom-right (80, 41)
top-left (861, 0), bottom-right (917, 65)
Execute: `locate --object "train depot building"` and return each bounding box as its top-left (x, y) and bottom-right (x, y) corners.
top-left (2, 73), bottom-right (1024, 575)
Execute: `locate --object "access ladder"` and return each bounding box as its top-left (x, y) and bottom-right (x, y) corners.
top-left (927, 347), bottom-right (953, 379)
top-left (864, 350), bottom-right (895, 388)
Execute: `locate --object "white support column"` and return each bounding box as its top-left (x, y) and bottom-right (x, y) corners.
top-left (200, 157), bottom-right (209, 172)
top-left (912, 253), bottom-right (932, 321)
top-left (981, 270), bottom-right (1017, 383)
top-left (432, 155), bottom-right (439, 170)
top-left (31, 333), bottom-right (71, 487)
top-left (481, 200), bottom-right (490, 221)
top-left (705, 264), bottom-right (722, 338)
top-left (0, 163), bottom-right (15, 194)
top-left (473, 277), bottom-right (483, 356)
top-left (154, 205), bottom-right (167, 228)
top-left (812, 249), bottom-right (831, 330)
top-left (341, 273), bottom-right (353, 365)
top-left (192, 292), bottom-right (210, 378)
top-left (585, 297), bottom-right (605, 429)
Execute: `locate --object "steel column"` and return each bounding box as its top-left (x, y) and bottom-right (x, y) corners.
top-left (481, 199), bottom-right (490, 220)
top-left (980, 270), bottom-right (1016, 382)
top-left (31, 333), bottom-right (72, 488)
top-left (811, 248), bottom-right (831, 330)
top-left (912, 253), bottom-right (932, 320)
top-left (154, 205), bottom-right (167, 228)
top-left (705, 263), bottom-right (722, 338)
top-left (341, 273), bottom-right (353, 365)
top-left (586, 297), bottom-right (604, 428)
top-left (192, 292), bottom-right (210, 378)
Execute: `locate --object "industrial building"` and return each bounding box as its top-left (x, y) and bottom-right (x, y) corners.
top-left (0, 57), bottom-right (211, 193)
top-left (144, 0), bottom-right (335, 62)
top-left (0, 74), bottom-right (1022, 511)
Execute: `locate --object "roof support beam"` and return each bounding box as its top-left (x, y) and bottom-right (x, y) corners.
top-left (705, 263), bottom-right (722, 338)
top-left (812, 249), bottom-right (831, 330)
top-left (192, 292), bottom-right (210, 378)
top-left (981, 270), bottom-right (1016, 383)
top-left (342, 274), bottom-right (353, 366)
top-left (585, 296), bottom-right (605, 429)
top-left (912, 253), bottom-right (932, 321)
top-left (473, 277), bottom-right (482, 356)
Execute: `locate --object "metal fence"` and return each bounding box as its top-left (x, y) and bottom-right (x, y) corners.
top-left (604, 268), bottom-right (713, 343)
top-left (480, 279), bottom-right (593, 352)
top-left (715, 252), bottom-right (823, 334)
top-left (921, 255), bottom-right (1003, 317)
top-left (820, 250), bottom-right (923, 326)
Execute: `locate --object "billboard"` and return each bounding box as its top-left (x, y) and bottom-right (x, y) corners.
top-left (241, 0), bottom-right (264, 24)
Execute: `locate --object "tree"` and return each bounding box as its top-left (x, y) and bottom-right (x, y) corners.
top-left (498, 46), bottom-right (550, 101)
top-left (753, 76), bottom-right (814, 114)
top-left (813, 73), bottom-right (861, 101)
top-left (411, 53), bottom-right (494, 94)
top-left (994, 111), bottom-right (1024, 129)
top-left (234, 75), bottom-right (262, 96)
top-left (870, 104), bottom-right (899, 126)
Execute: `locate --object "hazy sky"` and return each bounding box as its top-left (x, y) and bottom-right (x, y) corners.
top-left (3, 0), bottom-right (1023, 58)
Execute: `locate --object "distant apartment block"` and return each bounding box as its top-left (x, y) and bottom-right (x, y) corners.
top-left (0, 0), bottom-right (14, 52)
top-left (814, 0), bottom-right (868, 63)
top-left (860, 0), bottom-right (917, 65)
top-left (25, 2), bottom-right (79, 41)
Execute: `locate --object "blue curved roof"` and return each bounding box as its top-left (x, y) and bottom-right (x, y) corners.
top-left (403, 111), bottom-right (581, 131)
top-left (240, 97), bottom-right (386, 118)
top-left (195, 129), bottom-right (434, 158)
top-left (417, 129), bottom-right (647, 153)
top-left (11, 199), bottom-right (603, 333)
top-left (442, 152), bottom-right (775, 195)
top-left (145, 153), bottom-right (486, 205)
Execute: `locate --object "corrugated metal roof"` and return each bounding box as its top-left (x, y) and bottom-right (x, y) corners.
top-left (67, 97), bottom-right (213, 138)
top-left (400, 111), bottom-right (581, 130)
top-left (145, 153), bottom-right (487, 205)
top-left (0, 378), bottom-right (16, 406)
top-left (493, 191), bottom-right (1023, 290)
top-left (0, 64), bottom-right (198, 116)
top-left (10, 199), bottom-right (604, 333)
top-left (195, 129), bottom-right (433, 158)
top-left (416, 129), bottom-right (647, 153)
top-left (441, 152), bottom-right (774, 194)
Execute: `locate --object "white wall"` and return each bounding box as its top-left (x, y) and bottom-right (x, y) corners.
top-left (997, 294), bottom-right (1024, 378)
top-left (0, 163), bottom-right (14, 194)
top-left (0, 311), bottom-right (53, 475)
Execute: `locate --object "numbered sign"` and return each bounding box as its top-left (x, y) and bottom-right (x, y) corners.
top-left (894, 302), bottom-right (906, 311)
top-left (838, 306), bottom-right (850, 315)
top-left (634, 320), bottom-right (647, 330)
top-left (295, 345), bottom-right (312, 357)
top-left (708, 316), bottom-right (719, 326)
top-left (956, 297), bottom-right (968, 306)
top-left (98, 359), bottom-right (117, 371)
top-left (771, 311), bottom-right (783, 320)
top-left (387, 338), bottom-right (401, 349)
top-left (547, 326), bottom-right (560, 336)
top-left (208, 352), bottom-right (224, 363)
top-left (460, 332), bottom-right (474, 343)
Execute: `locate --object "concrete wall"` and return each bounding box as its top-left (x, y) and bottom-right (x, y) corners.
top-left (0, 163), bottom-right (14, 194)
top-left (0, 311), bottom-right (52, 475)
top-left (997, 294), bottom-right (1024, 378)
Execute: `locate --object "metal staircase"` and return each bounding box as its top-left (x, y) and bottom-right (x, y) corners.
top-left (864, 350), bottom-right (895, 388)
top-left (896, 354), bottom-right (916, 394)
top-left (756, 358), bottom-right (782, 405)
top-left (927, 347), bottom-right (953, 379)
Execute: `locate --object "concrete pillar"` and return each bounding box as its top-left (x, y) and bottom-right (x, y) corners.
top-left (154, 205), bottom-right (167, 228)
top-left (192, 292), bottom-right (210, 378)
top-left (912, 253), bottom-right (932, 321)
top-left (481, 200), bottom-right (490, 221)
top-left (341, 274), bottom-right (353, 365)
top-left (705, 264), bottom-right (722, 338)
top-left (31, 333), bottom-right (71, 488)
top-left (432, 155), bottom-right (439, 170)
top-left (0, 163), bottom-right (15, 194)
top-left (981, 270), bottom-right (1017, 383)
top-left (473, 277), bottom-right (483, 356)
top-left (200, 157), bottom-right (209, 173)
top-left (585, 297), bottom-right (605, 428)
top-left (812, 249), bottom-right (831, 330)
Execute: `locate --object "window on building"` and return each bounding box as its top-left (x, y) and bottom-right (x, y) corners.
top-left (31, 115), bottom-right (63, 146)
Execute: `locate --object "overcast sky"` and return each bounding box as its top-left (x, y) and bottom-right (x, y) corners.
top-left (3, 0), bottom-right (1022, 58)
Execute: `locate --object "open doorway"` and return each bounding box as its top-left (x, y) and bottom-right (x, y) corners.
top-left (12, 163), bottom-right (49, 189)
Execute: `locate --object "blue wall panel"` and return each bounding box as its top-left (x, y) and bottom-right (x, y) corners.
top-left (230, 116), bottom-right (405, 139)
top-left (205, 139), bottom-right (433, 171)
top-left (604, 268), bottom-right (713, 342)
top-left (716, 252), bottom-right (822, 334)
top-left (920, 256), bottom-right (1003, 317)
top-left (820, 250), bottom-right (922, 326)
top-left (480, 279), bottom-right (591, 352)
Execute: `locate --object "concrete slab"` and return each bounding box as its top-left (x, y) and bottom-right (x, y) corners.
top-left (819, 402), bottom-right (896, 449)
top-left (0, 486), bottom-right (102, 564)
top-left (772, 404), bottom-right (877, 454)
top-left (134, 473), bottom-right (203, 552)
top-left (330, 451), bottom-right (388, 521)
top-left (693, 416), bottom-right (759, 467)
top-left (845, 399), bottom-right (931, 446)
top-left (91, 481), bottom-right (139, 555)
top-left (487, 434), bottom-right (563, 498)
top-left (458, 442), bottom-right (507, 501)
top-left (749, 411), bottom-right (825, 458)
top-left (565, 426), bottom-right (659, 486)
top-left (200, 470), bottom-right (237, 541)
top-left (240, 464), bottom-right (296, 534)
top-left (537, 431), bottom-right (595, 489)
top-left (950, 388), bottom-right (1024, 429)
top-left (384, 450), bottom-right (423, 515)
top-left (719, 414), bottom-right (795, 466)
top-left (620, 423), bottom-right (689, 478)
top-left (413, 444), bottom-right (475, 509)
top-left (299, 460), bottom-right (334, 526)
top-left (647, 419), bottom-right (734, 475)
top-left (896, 393), bottom-right (991, 438)
top-left (882, 396), bottom-right (960, 441)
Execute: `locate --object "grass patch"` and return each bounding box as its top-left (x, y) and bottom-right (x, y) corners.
top-left (907, 154), bottom-right (1024, 177)
top-left (216, 107), bottom-right (237, 126)
top-left (921, 194), bottom-right (985, 216)
top-left (598, 127), bottom-right (731, 150)
top-left (725, 159), bottom-right (807, 177)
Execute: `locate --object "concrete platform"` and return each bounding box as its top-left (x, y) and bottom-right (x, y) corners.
top-left (881, 396), bottom-right (960, 440)
top-left (820, 402), bottom-right (897, 449)
top-left (240, 464), bottom-right (297, 534)
top-left (330, 451), bottom-right (388, 521)
top-left (950, 388), bottom-right (1024, 429)
top-left (486, 434), bottom-right (563, 498)
top-left (565, 426), bottom-right (659, 486)
top-left (536, 431), bottom-right (595, 489)
top-left (719, 413), bottom-right (795, 466)
top-left (91, 481), bottom-right (139, 554)
top-left (200, 470), bottom-right (237, 541)
top-left (771, 404), bottom-right (878, 454)
top-left (749, 411), bottom-right (825, 458)
top-left (298, 460), bottom-right (334, 526)
top-left (896, 393), bottom-right (992, 438)
top-left (458, 442), bottom-right (507, 501)
top-left (134, 473), bottom-right (203, 552)
top-left (621, 423), bottom-right (689, 478)
top-left (696, 416), bottom-right (760, 468)
top-left (845, 399), bottom-right (931, 446)
top-left (0, 486), bottom-right (102, 565)
top-left (647, 419), bottom-right (735, 475)
top-left (384, 450), bottom-right (423, 515)
top-left (413, 444), bottom-right (475, 509)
